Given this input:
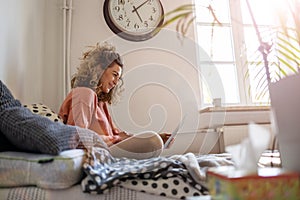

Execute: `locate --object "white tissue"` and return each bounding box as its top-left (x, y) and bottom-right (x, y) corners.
top-left (226, 123), bottom-right (271, 172)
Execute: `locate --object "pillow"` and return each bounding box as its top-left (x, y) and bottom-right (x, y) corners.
top-left (0, 105), bottom-right (108, 155)
top-left (0, 149), bottom-right (86, 189)
top-left (0, 80), bottom-right (107, 155)
top-left (0, 106), bottom-right (80, 154)
top-left (23, 103), bottom-right (63, 123)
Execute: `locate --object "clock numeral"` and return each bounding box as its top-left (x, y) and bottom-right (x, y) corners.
top-left (118, 0), bottom-right (125, 5)
top-left (152, 7), bottom-right (157, 13)
top-left (144, 21), bottom-right (149, 27)
top-left (117, 15), bottom-right (124, 21)
top-left (114, 6), bottom-right (121, 12)
top-left (134, 23), bottom-right (140, 30)
top-left (126, 19), bottom-right (131, 27)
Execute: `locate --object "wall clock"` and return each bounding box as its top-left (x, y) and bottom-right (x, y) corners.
top-left (103, 0), bottom-right (164, 42)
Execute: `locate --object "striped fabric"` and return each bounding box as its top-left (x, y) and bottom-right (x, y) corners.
top-left (1, 185), bottom-right (146, 200)
top-left (7, 187), bottom-right (46, 200)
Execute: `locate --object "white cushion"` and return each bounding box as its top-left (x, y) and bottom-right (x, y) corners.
top-left (0, 149), bottom-right (86, 189)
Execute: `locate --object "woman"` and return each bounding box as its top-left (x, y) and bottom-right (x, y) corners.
top-left (59, 42), bottom-right (172, 159)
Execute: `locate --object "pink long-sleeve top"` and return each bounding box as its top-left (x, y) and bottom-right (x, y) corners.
top-left (59, 87), bottom-right (120, 146)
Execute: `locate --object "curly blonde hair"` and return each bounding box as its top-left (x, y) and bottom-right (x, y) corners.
top-left (71, 42), bottom-right (124, 104)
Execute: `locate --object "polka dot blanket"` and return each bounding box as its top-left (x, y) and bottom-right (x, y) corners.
top-left (81, 147), bottom-right (233, 199)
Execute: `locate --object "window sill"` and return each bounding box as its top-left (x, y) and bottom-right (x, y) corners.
top-left (199, 105), bottom-right (271, 129)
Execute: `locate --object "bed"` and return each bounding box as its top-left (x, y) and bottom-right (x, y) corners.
top-left (0, 102), bottom-right (237, 200)
top-left (0, 106), bottom-right (281, 200)
top-left (0, 148), bottom-right (281, 200)
top-left (0, 149), bottom-right (283, 200)
top-left (0, 134), bottom-right (236, 200)
top-left (0, 148), bottom-right (234, 200)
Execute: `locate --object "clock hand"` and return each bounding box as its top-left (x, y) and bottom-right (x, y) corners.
top-left (132, 6), bottom-right (143, 23)
top-left (132, 0), bottom-right (150, 12)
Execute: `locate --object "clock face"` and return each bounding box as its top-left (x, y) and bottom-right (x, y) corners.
top-left (103, 0), bottom-right (164, 41)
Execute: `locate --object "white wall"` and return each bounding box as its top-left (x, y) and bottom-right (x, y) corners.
top-left (0, 0), bottom-right (63, 111)
top-left (0, 0), bottom-right (45, 102)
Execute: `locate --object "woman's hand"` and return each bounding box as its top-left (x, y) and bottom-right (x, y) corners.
top-left (159, 132), bottom-right (174, 149)
top-left (118, 131), bottom-right (132, 141)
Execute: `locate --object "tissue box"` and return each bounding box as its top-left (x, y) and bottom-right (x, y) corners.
top-left (207, 166), bottom-right (300, 200)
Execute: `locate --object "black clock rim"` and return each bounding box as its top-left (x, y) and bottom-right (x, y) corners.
top-left (103, 0), bottom-right (164, 42)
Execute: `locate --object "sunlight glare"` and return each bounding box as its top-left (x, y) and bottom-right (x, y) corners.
top-left (243, 0), bottom-right (296, 26)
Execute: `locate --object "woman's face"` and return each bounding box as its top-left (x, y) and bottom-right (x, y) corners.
top-left (99, 62), bottom-right (122, 93)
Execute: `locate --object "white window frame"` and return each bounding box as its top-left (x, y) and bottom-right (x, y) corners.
top-left (194, 0), bottom-right (295, 107)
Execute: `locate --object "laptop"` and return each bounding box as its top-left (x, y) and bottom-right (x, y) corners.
top-left (269, 73), bottom-right (300, 173)
top-left (164, 115), bottom-right (186, 149)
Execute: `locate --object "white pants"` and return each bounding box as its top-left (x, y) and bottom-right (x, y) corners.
top-left (109, 131), bottom-right (164, 159)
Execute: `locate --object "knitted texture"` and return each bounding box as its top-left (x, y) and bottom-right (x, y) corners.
top-left (0, 80), bottom-right (107, 155)
top-left (0, 80), bottom-right (21, 111)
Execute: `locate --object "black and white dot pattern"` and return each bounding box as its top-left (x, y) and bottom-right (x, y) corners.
top-left (23, 103), bottom-right (62, 123)
top-left (82, 149), bottom-right (210, 198)
top-left (122, 177), bottom-right (205, 199)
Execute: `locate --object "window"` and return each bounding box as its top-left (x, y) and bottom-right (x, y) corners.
top-left (195, 0), bottom-right (299, 106)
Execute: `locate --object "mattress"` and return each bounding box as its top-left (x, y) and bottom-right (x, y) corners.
top-left (0, 184), bottom-right (175, 200)
top-left (0, 149), bottom-right (233, 199)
